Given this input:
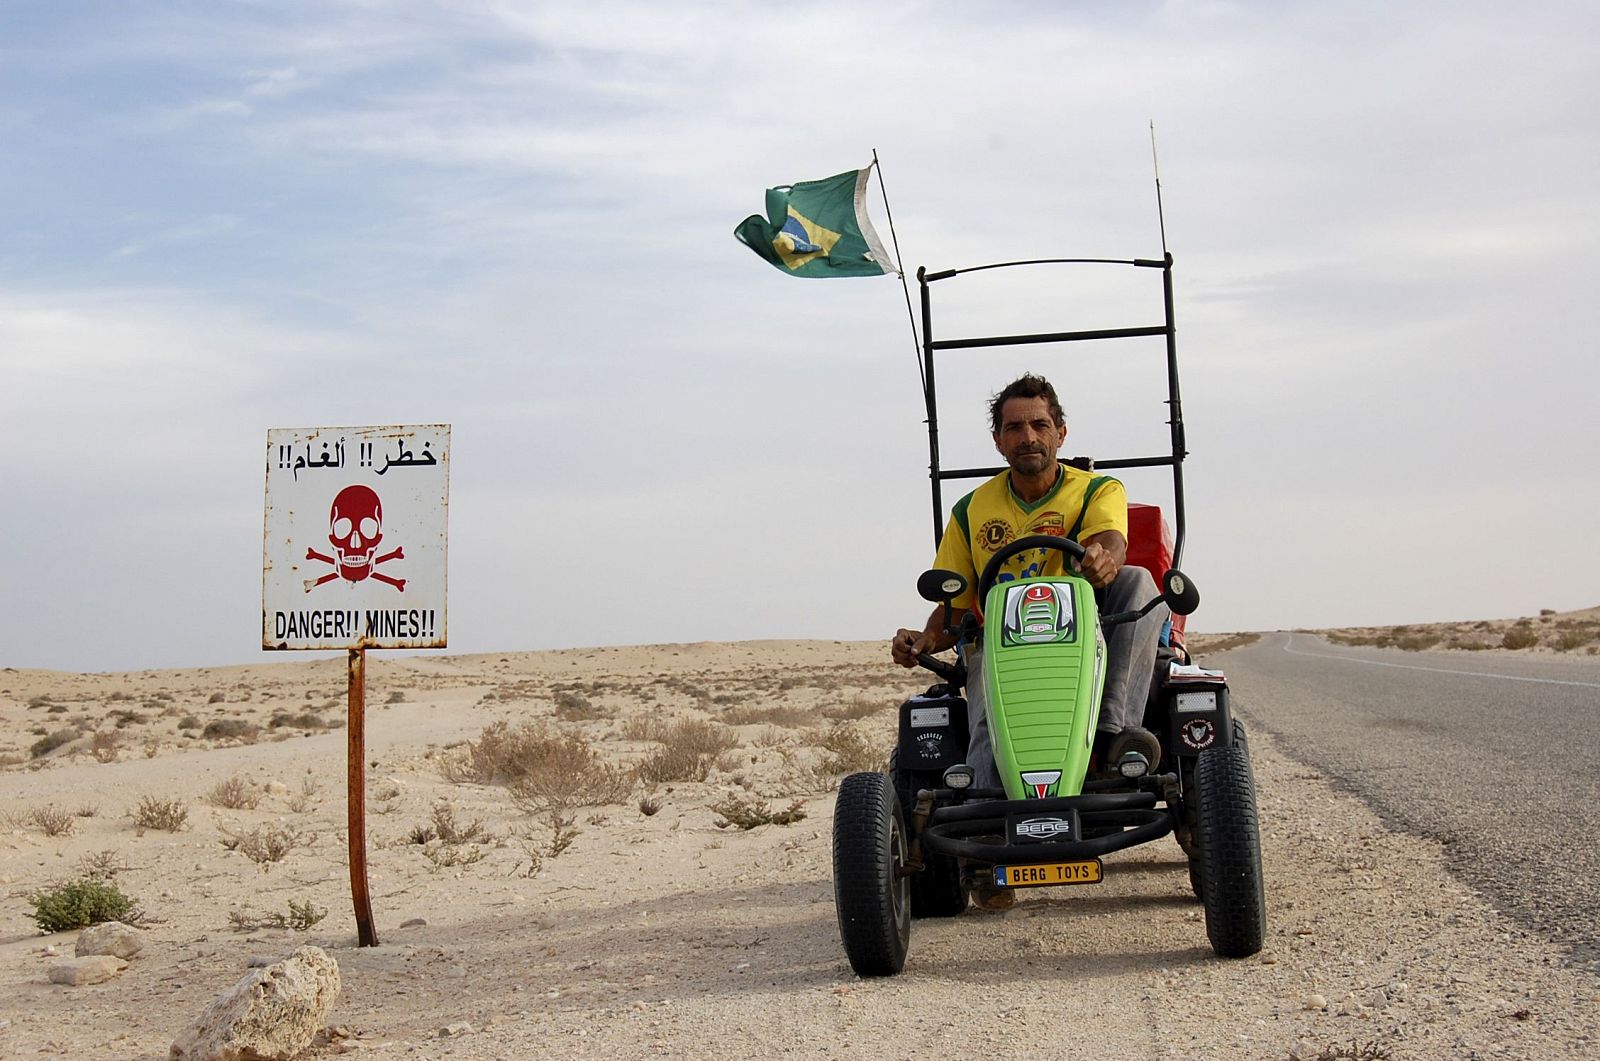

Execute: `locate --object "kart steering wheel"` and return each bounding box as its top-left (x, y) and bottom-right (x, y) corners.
top-left (975, 534), bottom-right (1086, 613)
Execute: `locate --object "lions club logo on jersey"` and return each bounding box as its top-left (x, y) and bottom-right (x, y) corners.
top-left (978, 519), bottom-right (1014, 549)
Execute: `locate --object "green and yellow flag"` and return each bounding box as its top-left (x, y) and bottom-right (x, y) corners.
top-left (734, 167), bottom-right (896, 278)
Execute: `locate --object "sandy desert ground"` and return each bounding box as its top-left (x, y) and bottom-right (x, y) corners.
top-left (2, 615), bottom-right (1598, 1059)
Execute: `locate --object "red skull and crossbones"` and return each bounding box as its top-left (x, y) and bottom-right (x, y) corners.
top-left (304, 484), bottom-right (406, 592)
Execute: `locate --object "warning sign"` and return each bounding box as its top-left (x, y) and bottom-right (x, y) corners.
top-left (263, 425), bottom-right (449, 650)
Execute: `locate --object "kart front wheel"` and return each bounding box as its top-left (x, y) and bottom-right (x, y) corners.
top-left (1194, 726), bottom-right (1266, 958)
top-left (833, 771), bottom-right (912, 976)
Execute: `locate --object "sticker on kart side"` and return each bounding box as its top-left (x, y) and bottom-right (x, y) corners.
top-left (1001, 582), bottom-right (1076, 646)
top-left (1179, 717), bottom-right (1217, 750)
top-left (994, 860), bottom-right (1103, 888)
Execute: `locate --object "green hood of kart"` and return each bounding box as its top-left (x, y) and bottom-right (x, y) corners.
top-left (981, 576), bottom-right (1105, 799)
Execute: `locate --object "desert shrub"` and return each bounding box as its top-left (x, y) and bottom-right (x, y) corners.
top-left (28, 877), bottom-right (137, 933)
top-left (30, 727), bottom-right (79, 758)
top-left (29, 804), bottom-right (76, 837)
top-left (46, 703), bottom-right (68, 714)
top-left (207, 776), bottom-right (261, 810)
top-left (108, 709), bottom-right (147, 728)
top-left (553, 689), bottom-right (612, 721)
top-left (818, 724), bottom-right (885, 775)
top-left (620, 716), bottom-right (668, 742)
top-left (428, 802), bottom-right (488, 844)
top-left (421, 843), bottom-right (486, 869)
top-left (708, 793), bottom-right (807, 830)
top-left (27, 695), bottom-right (53, 708)
top-left (131, 795), bottom-right (189, 831)
top-left (439, 720), bottom-right (540, 784)
top-left (440, 721), bottom-right (636, 809)
top-left (372, 783), bottom-right (402, 815)
top-left (228, 898), bottom-right (327, 932)
top-left (269, 711), bottom-right (326, 730)
top-left (78, 849), bottom-right (128, 879)
top-left (1502, 627), bottom-right (1540, 650)
top-left (219, 823), bottom-right (317, 866)
top-left (177, 715), bottom-right (200, 730)
top-left (1394, 633), bottom-right (1441, 651)
top-left (638, 795), bottom-right (663, 816)
top-left (1554, 627), bottom-right (1595, 651)
top-left (207, 691), bottom-right (226, 704)
top-left (202, 718), bottom-right (258, 741)
top-left (722, 704), bottom-right (812, 727)
top-left (286, 776), bottom-right (321, 814)
top-left (820, 695), bottom-right (885, 721)
top-left (90, 730), bottom-right (122, 763)
top-left (385, 691), bottom-right (406, 704)
top-left (634, 720), bottom-right (738, 784)
top-left (507, 739), bottom-right (635, 812)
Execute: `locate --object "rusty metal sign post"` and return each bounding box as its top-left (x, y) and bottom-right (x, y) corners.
top-left (262, 424), bottom-right (450, 947)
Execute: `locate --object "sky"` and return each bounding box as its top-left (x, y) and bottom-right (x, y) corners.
top-left (3, 1), bottom-right (1597, 672)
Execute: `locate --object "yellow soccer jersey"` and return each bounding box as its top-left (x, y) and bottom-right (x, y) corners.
top-left (933, 463), bottom-right (1126, 610)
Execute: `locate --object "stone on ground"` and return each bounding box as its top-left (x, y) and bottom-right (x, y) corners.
top-left (169, 946), bottom-right (340, 1061)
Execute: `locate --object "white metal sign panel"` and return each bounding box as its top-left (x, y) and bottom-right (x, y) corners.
top-left (263, 424), bottom-right (449, 650)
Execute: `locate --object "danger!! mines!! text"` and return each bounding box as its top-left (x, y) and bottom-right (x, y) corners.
top-left (273, 609), bottom-right (436, 640)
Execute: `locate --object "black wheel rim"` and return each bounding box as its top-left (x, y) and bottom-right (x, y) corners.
top-left (890, 809), bottom-right (910, 939)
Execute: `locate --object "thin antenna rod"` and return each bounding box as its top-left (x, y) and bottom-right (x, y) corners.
top-left (872, 148), bottom-right (925, 392)
top-left (1149, 121), bottom-right (1168, 255)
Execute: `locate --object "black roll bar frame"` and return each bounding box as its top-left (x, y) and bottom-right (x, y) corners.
top-left (916, 254), bottom-right (1188, 567)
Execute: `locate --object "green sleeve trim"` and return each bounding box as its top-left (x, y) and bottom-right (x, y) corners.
top-left (952, 492), bottom-right (973, 542)
top-left (1067, 476), bottom-right (1111, 542)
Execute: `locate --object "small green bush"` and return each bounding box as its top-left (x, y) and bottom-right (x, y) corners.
top-left (1502, 628), bottom-right (1540, 650)
top-left (30, 727), bottom-right (78, 758)
top-left (202, 718), bottom-right (258, 740)
top-left (28, 877), bottom-right (137, 933)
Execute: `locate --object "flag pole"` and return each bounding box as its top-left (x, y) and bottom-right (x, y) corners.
top-left (1149, 121), bottom-right (1168, 256)
top-left (871, 149), bottom-right (926, 392)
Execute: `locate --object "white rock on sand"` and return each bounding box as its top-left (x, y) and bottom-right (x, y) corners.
top-left (169, 946), bottom-right (341, 1061)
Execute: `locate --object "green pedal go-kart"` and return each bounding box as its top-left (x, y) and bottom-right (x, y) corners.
top-left (831, 252), bottom-right (1266, 976)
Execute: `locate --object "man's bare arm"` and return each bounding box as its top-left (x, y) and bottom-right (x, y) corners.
top-left (890, 605), bottom-right (961, 669)
top-left (1076, 529), bottom-right (1127, 590)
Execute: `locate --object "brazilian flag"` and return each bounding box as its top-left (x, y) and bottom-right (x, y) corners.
top-left (734, 167), bottom-right (896, 278)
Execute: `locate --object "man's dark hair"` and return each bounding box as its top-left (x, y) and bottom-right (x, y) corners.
top-left (989, 374), bottom-right (1065, 434)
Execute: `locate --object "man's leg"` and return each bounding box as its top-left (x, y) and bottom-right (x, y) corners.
top-left (1099, 565), bottom-right (1168, 734)
top-left (960, 644), bottom-right (1003, 790)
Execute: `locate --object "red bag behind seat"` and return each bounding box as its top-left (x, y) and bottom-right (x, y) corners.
top-left (1126, 503), bottom-right (1185, 645)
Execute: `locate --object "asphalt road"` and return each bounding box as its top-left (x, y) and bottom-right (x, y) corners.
top-left (1212, 632), bottom-right (1600, 971)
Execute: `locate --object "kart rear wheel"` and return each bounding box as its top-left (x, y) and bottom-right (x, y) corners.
top-left (889, 751), bottom-right (967, 918)
top-left (1194, 723), bottom-right (1266, 958)
top-left (833, 771), bottom-right (912, 976)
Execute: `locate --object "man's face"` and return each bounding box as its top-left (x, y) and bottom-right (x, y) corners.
top-left (993, 396), bottom-right (1067, 477)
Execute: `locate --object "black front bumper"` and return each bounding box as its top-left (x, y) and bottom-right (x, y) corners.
top-left (918, 787), bottom-right (1174, 864)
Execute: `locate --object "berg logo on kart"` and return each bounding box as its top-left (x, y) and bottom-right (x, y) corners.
top-left (1002, 583), bottom-right (1076, 646)
top-left (1020, 770), bottom-right (1062, 798)
top-left (1015, 816), bottom-right (1075, 841)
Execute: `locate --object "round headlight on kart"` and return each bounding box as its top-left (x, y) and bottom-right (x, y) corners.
top-left (1116, 753), bottom-right (1150, 780)
top-left (942, 764), bottom-right (975, 790)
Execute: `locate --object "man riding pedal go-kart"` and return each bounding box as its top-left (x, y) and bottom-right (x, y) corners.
top-left (889, 374), bottom-right (1168, 910)
top-left (831, 282), bottom-right (1266, 977)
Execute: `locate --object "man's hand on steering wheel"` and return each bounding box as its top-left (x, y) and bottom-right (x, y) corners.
top-left (890, 628), bottom-right (927, 669)
top-left (1075, 541), bottom-right (1119, 589)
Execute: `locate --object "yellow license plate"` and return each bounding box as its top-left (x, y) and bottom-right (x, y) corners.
top-left (994, 860), bottom-right (1104, 888)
